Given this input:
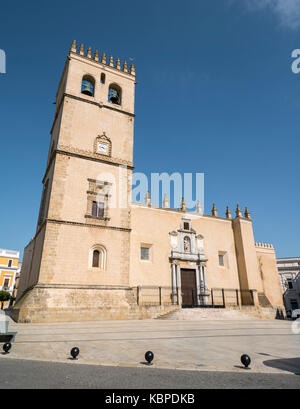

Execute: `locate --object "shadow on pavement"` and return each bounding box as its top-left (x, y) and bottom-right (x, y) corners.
top-left (263, 358), bottom-right (300, 375)
top-left (233, 365), bottom-right (251, 370)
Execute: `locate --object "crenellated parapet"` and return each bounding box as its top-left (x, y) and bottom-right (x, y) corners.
top-left (255, 242), bottom-right (274, 249)
top-left (209, 204), bottom-right (252, 220)
top-left (69, 40), bottom-right (136, 76)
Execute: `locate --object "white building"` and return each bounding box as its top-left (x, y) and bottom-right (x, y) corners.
top-left (277, 257), bottom-right (300, 313)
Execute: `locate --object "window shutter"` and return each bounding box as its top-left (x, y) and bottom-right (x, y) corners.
top-left (92, 201), bottom-right (98, 217)
top-left (98, 202), bottom-right (105, 217)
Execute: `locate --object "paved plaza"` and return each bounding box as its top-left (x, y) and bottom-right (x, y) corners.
top-left (1, 314), bottom-right (300, 377)
top-left (1, 359), bottom-right (299, 389)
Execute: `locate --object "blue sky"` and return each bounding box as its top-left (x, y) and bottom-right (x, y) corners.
top-left (0, 0), bottom-right (299, 258)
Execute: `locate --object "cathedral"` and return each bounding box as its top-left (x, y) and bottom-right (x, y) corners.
top-left (12, 41), bottom-right (284, 322)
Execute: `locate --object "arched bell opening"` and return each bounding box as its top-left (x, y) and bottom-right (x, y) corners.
top-left (81, 75), bottom-right (95, 97)
top-left (108, 83), bottom-right (122, 105)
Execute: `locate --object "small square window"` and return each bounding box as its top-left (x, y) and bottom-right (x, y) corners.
top-left (8, 260), bottom-right (12, 267)
top-left (184, 222), bottom-right (190, 231)
top-left (219, 254), bottom-right (224, 266)
top-left (218, 252), bottom-right (227, 267)
top-left (141, 247), bottom-right (150, 261)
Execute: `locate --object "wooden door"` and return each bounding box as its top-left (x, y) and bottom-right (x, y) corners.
top-left (180, 269), bottom-right (197, 306)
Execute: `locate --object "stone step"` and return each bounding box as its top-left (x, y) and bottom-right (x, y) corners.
top-left (157, 308), bottom-right (260, 321)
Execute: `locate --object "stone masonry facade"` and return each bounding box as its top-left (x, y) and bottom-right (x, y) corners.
top-left (11, 41), bottom-right (284, 323)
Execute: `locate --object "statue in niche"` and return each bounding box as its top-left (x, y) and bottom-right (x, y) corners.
top-left (184, 236), bottom-right (191, 253)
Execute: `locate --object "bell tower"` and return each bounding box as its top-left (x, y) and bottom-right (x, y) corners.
top-left (13, 41), bottom-right (137, 322)
top-left (42, 40), bottom-right (136, 230)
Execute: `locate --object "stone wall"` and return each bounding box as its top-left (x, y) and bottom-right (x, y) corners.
top-left (256, 243), bottom-right (284, 309)
top-left (11, 285), bottom-right (178, 323)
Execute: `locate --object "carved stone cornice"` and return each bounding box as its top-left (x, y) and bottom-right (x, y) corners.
top-left (36, 283), bottom-right (132, 290)
top-left (46, 218), bottom-right (131, 232)
top-left (64, 93), bottom-right (135, 117)
top-left (42, 146), bottom-right (134, 184)
top-left (57, 144), bottom-right (133, 168)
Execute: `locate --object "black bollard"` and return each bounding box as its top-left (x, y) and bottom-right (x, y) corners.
top-left (145, 351), bottom-right (154, 365)
top-left (70, 347), bottom-right (80, 360)
top-left (241, 354), bottom-right (251, 368)
top-left (3, 342), bottom-right (11, 354)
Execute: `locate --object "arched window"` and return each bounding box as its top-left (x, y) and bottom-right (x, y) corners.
top-left (108, 83), bottom-right (122, 105)
top-left (92, 250), bottom-right (100, 267)
top-left (183, 236), bottom-right (191, 253)
top-left (81, 75), bottom-right (95, 97)
top-left (89, 245), bottom-right (107, 269)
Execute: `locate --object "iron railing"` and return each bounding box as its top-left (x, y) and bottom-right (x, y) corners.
top-left (133, 286), bottom-right (177, 306)
top-left (182, 288), bottom-right (256, 308)
top-left (210, 288), bottom-right (255, 307)
top-left (132, 286), bottom-right (256, 308)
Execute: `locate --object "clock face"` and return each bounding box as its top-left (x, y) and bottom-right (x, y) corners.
top-left (98, 143), bottom-right (108, 154)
